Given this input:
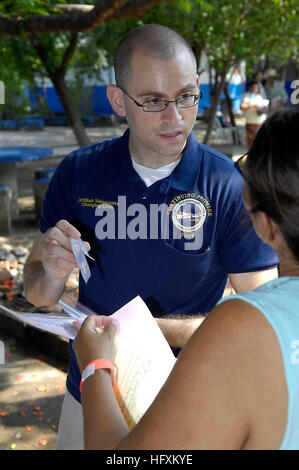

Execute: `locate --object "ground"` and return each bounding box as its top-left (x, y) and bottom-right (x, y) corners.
top-left (0, 330), bottom-right (67, 450)
top-left (0, 121), bottom-right (245, 450)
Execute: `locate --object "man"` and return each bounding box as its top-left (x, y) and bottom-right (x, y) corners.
top-left (264, 69), bottom-right (288, 108)
top-left (240, 80), bottom-right (269, 149)
top-left (23, 24), bottom-right (278, 450)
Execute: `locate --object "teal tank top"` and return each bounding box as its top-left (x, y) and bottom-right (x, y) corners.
top-left (218, 276), bottom-right (299, 450)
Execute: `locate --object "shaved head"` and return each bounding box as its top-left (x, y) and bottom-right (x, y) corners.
top-left (114, 24), bottom-right (197, 89)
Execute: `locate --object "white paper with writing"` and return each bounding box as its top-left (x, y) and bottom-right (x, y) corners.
top-left (0, 296), bottom-right (176, 427)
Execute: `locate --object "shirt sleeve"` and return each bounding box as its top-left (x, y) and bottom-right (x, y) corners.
top-left (39, 154), bottom-right (76, 234)
top-left (217, 171), bottom-right (279, 273)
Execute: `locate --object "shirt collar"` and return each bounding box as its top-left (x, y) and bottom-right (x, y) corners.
top-left (115, 129), bottom-right (202, 192)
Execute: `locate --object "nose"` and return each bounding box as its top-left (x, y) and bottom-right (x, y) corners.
top-left (161, 101), bottom-right (183, 123)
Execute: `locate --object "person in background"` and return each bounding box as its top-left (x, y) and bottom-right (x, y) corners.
top-left (253, 71), bottom-right (267, 99)
top-left (73, 107), bottom-right (299, 450)
top-left (264, 69), bottom-right (288, 109)
top-left (240, 80), bottom-right (269, 149)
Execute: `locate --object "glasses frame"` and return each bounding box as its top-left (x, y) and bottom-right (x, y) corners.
top-left (118, 85), bottom-right (203, 113)
top-left (234, 153), bottom-right (248, 178)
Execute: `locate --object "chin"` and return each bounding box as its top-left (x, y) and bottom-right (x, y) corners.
top-left (160, 135), bottom-right (187, 151)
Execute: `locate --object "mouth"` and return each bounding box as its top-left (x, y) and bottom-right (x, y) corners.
top-left (158, 130), bottom-right (184, 141)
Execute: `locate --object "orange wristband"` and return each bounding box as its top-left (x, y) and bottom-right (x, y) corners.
top-left (80, 358), bottom-right (118, 394)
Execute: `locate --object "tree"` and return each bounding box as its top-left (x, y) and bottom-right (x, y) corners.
top-left (142, 0), bottom-right (298, 144)
top-left (201, 0), bottom-right (298, 144)
top-left (0, 1), bottom-right (165, 37)
top-left (0, 0), bottom-right (169, 147)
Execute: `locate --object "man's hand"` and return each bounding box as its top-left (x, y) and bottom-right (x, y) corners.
top-left (73, 316), bottom-right (118, 372)
top-left (41, 219), bottom-right (90, 281)
top-left (23, 219), bottom-right (91, 307)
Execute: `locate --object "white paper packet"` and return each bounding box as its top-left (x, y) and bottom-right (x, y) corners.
top-left (58, 293), bottom-right (95, 323)
top-left (70, 237), bottom-right (95, 284)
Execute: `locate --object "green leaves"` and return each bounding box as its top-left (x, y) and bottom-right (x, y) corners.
top-left (0, 0), bottom-right (61, 18)
top-left (143, 0), bottom-right (298, 72)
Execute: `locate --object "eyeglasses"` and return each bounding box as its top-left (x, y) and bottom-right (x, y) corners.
top-left (118, 85), bottom-right (203, 112)
top-left (235, 153), bottom-right (248, 178)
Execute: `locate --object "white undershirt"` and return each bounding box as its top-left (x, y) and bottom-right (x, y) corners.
top-left (131, 157), bottom-right (181, 187)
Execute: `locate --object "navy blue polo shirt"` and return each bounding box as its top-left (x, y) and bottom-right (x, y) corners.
top-left (40, 129), bottom-right (278, 402)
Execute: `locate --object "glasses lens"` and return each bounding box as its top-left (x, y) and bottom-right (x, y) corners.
top-left (142, 99), bottom-right (167, 112)
top-left (142, 93), bottom-right (201, 112)
top-left (177, 95), bottom-right (199, 108)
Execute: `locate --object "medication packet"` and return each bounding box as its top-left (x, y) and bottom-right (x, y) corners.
top-left (70, 237), bottom-right (95, 284)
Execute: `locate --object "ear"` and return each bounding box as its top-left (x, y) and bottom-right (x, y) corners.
top-left (106, 85), bottom-right (126, 117)
top-left (254, 211), bottom-right (279, 246)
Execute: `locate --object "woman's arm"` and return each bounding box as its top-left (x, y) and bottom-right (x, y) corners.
top-left (81, 368), bottom-right (129, 449)
top-left (72, 318), bottom-right (130, 449)
top-left (73, 298), bottom-right (286, 450)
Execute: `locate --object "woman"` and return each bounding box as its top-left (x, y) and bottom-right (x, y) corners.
top-left (73, 108), bottom-right (299, 449)
top-left (240, 80), bottom-right (269, 150)
top-left (253, 71), bottom-right (267, 99)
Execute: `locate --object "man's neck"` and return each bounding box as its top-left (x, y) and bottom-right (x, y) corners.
top-left (129, 138), bottom-right (185, 169)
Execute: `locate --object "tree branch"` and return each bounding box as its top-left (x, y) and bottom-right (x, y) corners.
top-left (57, 33), bottom-right (79, 77)
top-left (0, 0), bottom-right (168, 37)
top-left (29, 37), bottom-right (56, 79)
top-left (105, 0), bottom-right (172, 22)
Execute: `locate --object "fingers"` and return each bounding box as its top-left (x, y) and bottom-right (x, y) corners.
top-left (73, 315), bottom-right (117, 369)
top-left (56, 219), bottom-right (81, 239)
top-left (43, 220), bottom-right (90, 266)
top-left (94, 316), bottom-right (118, 336)
top-left (105, 319), bottom-right (119, 336)
top-left (83, 241), bottom-right (91, 252)
top-left (45, 225), bottom-right (76, 253)
top-left (80, 315), bottom-right (118, 337)
top-left (55, 220), bottom-right (90, 252)
top-left (43, 240), bottom-right (78, 266)
top-left (73, 321), bottom-right (81, 331)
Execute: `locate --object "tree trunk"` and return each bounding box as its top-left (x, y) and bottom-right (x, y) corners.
top-left (51, 74), bottom-right (91, 148)
top-left (192, 40), bottom-right (203, 70)
top-left (203, 69), bottom-right (227, 145)
top-left (223, 83), bottom-right (241, 145)
top-left (30, 35), bottom-right (91, 148)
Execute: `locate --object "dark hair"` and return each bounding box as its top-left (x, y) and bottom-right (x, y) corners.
top-left (114, 24), bottom-right (197, 88)
top-left (244, 107), bottom-right (299, 262)
top-left (248, 80), bottom-right (259, 89)
top-left (253, 71), bottom-right (263, 80)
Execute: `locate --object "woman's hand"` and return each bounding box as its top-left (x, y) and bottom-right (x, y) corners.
top-left (73, 316), bottom-right (117, 372)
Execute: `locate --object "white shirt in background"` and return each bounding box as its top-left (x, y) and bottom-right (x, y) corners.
top-left (242, 92), bottom-right (269, 125)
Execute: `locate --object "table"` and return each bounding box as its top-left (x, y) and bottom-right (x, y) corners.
top-left (0, 147), bottom-right (53, 219)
